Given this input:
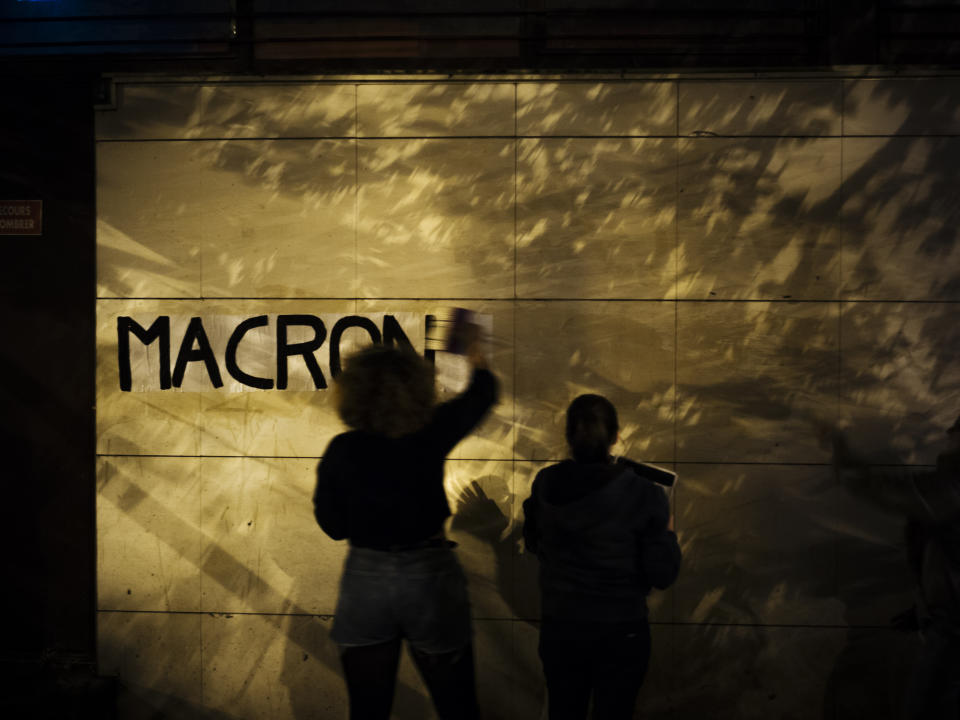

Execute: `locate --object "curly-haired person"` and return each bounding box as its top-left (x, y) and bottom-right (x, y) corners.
top-left (314, 337), bottom-right (497, 720)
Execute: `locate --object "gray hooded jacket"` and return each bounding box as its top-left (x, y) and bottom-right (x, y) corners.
top-left (523, 458), bottom-right (682, 622)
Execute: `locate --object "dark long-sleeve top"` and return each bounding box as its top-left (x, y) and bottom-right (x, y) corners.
top-left (838, 453), bottom-right (960, 631)
top-left (522, 458), bottom-right (682, 622)
top-left (314, 368), bottom-right (498, 550)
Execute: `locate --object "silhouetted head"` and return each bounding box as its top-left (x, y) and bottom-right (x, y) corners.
top-left (565, 394), bottom-right (618, 463)
top-left (334, 344), bottom-right (435, 437)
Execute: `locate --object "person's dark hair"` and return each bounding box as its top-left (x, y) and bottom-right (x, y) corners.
top-left (334, 344), bottom-right (436, 437)
top-left (565, 394), bottom-right (618, 463)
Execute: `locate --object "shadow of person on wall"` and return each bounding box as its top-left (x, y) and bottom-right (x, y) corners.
top-left (825, 418), bottom-right (960, 719)
top-left (448, 477), bottom-right (547, 720)
top-left (451, 479), bottom-right (541, 625)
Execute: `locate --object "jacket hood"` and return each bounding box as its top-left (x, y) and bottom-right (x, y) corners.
top-left (538, 459), bottom-right (626, 506)
top-left (534, 460), bottom-right (640, 537)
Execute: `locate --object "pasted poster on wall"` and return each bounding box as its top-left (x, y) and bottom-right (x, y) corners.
top-left (116, 311), bottom-right (483, 393)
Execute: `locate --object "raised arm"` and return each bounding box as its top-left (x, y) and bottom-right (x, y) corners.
top-left (428, 320), bottom-right (499, 453)
top-left (428, 366), bottom-right (499, 455)
top-left (839, 463), bottom-right (960, 524)
top-left (833, 432), bottom-right (960, 524)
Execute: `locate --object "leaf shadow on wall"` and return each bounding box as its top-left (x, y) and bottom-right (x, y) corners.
top-left (97, 458), bottom-right (436, 720)
top-left (97, 78), bottom-right (960, 719)
top-left (501, 80), bottom-right (958, 718)
top-left (98, 85), bottom-right (357, 299)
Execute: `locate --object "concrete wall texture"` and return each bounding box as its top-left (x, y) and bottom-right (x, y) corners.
top-left (95, 74), bottom-right (960, 719)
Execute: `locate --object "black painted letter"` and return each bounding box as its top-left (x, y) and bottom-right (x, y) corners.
top-left (117, 316), bottom-right (171, 391)
top-left (172, 317), bottom-right (224, 389)
top-left (329, 316), bottom-right (381, 377)
top-left (277, 315), bottom-right (327, 390)
top-left (383, 314), bottom-right (416, 351)
top-left (225, 315), bottom-right (274, 390)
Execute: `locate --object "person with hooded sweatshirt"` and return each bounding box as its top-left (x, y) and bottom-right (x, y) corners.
top-left (832, 415), bottom-right (960, 719)
top-left (522, 394), bottom-right (682, 720)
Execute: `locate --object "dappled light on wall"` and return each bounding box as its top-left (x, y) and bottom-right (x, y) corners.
top-left (95, 74), bottom-right (960, 719)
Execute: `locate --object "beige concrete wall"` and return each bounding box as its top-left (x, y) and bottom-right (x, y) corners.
top-left (96, 74), bottom-right (960, 719)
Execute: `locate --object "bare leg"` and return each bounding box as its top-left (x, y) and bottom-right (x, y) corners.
top-left (340, 638), bottom-right (402, 720)
top-left (410, 642), bottom-right (481, 720)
